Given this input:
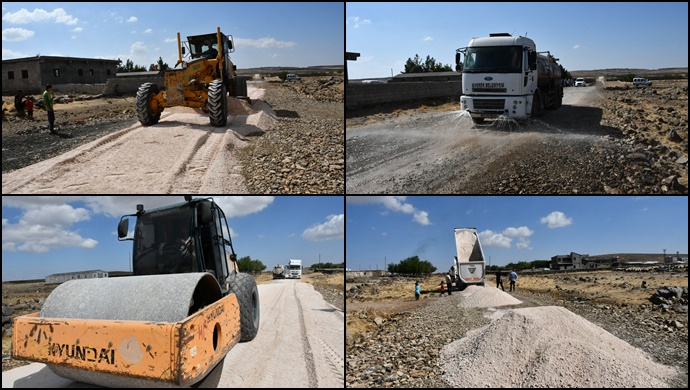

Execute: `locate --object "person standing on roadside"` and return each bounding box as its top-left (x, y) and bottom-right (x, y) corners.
top-left (440, 280), bottom-right (445, 296)
top-left (495, 270), bottom-right (505, 291)
top-left (415, 281), bottom-right (421, 300)
top-left (445, 272), bottom-right (453, 296)
top-left (25, 97), bottom-right (34, 119)
top-left (509, 269), bottom-right (518, 292)
top-left (43, 84), bottom-right (57, 134)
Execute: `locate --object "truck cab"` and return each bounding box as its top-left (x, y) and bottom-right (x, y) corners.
top-left (287, 259), bottom-right (302, 279)
top-left (455, 33), bottom-right (562, 121)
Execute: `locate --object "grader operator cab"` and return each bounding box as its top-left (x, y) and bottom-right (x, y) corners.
top-left (136, 27), bottom-right (249, 127)
top-left (11, 197), bottom-right (260, 387)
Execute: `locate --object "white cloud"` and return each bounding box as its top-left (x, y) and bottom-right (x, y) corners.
top-left (2, 27), bottom-right (35, 41)
top-left (423, 36), bottom-right (433, 42)
top-left (346, 196), bottom-right (432, 226)
top-left (2, 8), bottom-right (78, 25)
top-left (347, 16), bottom-right (371, 28)
top-left (413, 211), bottom-right (431, 226)
top-left (71, 27), bottom-right (82, 32)
top-left (540, 211), bottom-right (573, 228)
top-left (478, 230), bottom-right (512, 248)
top-left (516, 238), bottom-right (532, 250)
top-left (127, 16), bottom-right (138, 23)
top-left (144, 28), bottom-right (152, 34)
top-left (502, 226), bottom-right (534, 237)
top-left (302, 214), bottom-right (344, 241)
top-left (572, 44), bottom-right (581, 49)
top-left (235, 37), bottom-right (297, 49)
top-left (164, 37), bottom-right (177, 43)
top-left (2, 204), bottom-right (97, 254)
top-left (2, 48), bottom-right (27, 59)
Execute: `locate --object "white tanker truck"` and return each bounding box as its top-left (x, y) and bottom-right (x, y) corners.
top-left (455, 33), bottom-right (562, 122)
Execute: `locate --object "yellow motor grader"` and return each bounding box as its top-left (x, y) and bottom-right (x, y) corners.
top-left (11, 197), bottom-right (260, 387)
top-left (136, 27), bottom-right (248, 127)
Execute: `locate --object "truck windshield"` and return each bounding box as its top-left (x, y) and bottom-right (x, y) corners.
top-left (133, 206), bottom-right (198, 275)
top-left (288, 265), bottom-right (301, 270)
top-left (463, 46), bottom-right (522, 73)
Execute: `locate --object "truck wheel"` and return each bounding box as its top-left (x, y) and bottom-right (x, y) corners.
top-left (530, 92), bottom-right (542, 118)
top-left (136, 83), bottom-right (161, 126)
top-left (207, 80), bottom-right (228, 127)
top-left (233, 76), bottom-right (247, 97)
top-left (228, 272), bottom-right (260, 342)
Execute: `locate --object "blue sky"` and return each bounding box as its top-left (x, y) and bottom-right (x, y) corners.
top-left (2, 2), bottom-right (344, 68)
top-left (2, 196), bottom-right (344, 281)
top-left (346, 2), bottom-right (689, 79)
top-left (346, 196), bottom-right (688, 271)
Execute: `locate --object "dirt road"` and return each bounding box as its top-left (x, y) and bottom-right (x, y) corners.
top-left (2, 86), bottom-right (275, 193)
top-left (1, 279), bottom-right (344, 388)
top-left (346, 82), bottom-right (686, 194)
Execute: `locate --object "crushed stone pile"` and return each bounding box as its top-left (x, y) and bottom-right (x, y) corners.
top-left (440, 306), bottom-right (678, 388)
top-left (457, 285), bottom-right (522, 308)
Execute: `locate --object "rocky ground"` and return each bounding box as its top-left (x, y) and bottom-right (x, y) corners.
top-left (238, 77), bottom-right (344, 193)
top-left (2, 76), bottom-right (344, 193)
top-left (345, 269), bottom-right (688, 388)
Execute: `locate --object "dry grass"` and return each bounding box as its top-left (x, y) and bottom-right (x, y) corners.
top-left (301, 271), bottom-right (343, 291)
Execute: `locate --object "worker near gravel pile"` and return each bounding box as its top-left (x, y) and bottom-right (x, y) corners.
top-left (495, 270), bottom-right (505, 291)
top-left (445, 272), bottom-right (453, 295)
top-left (509, 269), bottom-right (518, 292)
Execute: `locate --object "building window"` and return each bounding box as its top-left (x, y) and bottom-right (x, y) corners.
top-left (8, 71), bottom-right (14, 80)
top-left (21, 70), bottom-right (29, 78)
top-left (89, 69), bottom-right (94, 76)
top-left (107, 69), bottom-right (111, 76)
top-left (78, 69), bottom-right (83, 76)
top-left (54, 69), bottom-right (60, 77)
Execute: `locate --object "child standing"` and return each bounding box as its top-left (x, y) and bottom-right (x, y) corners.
top-left (440, 280), bottom-right (445, 296)
top-left (25, 97), bottom-right (34, 119)
top-left (415, 281), bottom-right (420, 300)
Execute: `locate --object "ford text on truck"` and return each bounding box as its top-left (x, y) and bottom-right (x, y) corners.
top-left (455, 33), bottom-right (562, 122)
top-left (451, 228), bottom-right (485, 290)
top-left (287, 259), bottom-right (302, 279)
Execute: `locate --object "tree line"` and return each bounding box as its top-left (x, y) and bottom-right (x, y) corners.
top-left (117, 57), bottom-right (170, 73)
top-left (387, 256), bottom-right (437, 275)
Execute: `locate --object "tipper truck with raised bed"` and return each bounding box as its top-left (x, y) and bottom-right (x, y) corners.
top-left (451, 227), bottom-right (486, 290)
top-left (455, 33), bottom-right (562, 122)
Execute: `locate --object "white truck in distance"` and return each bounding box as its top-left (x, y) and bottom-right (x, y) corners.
top-left (451, 228), bottom-right (486, 290)
top-left (455, 33), bottom-right (563, 122)
top-left (287, 259), bottom-right (302, 279)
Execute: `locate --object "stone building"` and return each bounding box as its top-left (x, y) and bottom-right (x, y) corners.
top-left (45, 270), bottom-right (109, 284)
top-left (2, 56), bottom-right (120, 95)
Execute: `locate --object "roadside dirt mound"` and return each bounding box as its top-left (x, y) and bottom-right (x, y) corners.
top-left (441, 306), bottom-right (678, 388)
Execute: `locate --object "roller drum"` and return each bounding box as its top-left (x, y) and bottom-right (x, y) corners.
top-left (40, 272), bottom-right (224, 387)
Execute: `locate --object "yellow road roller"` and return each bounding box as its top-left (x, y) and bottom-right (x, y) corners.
top-left (12, 197), bottom-right (260, 387)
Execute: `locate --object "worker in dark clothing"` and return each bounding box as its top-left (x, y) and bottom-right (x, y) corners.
top-left (495, 270), bottom-right (505, 291)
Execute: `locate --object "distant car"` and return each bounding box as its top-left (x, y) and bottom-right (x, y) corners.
top-left (574, 78), bottom-right (585, 87)
top-left (632, 77), bottom-right (652, 87)
top-left (285, 74), bottom-right (301, 81)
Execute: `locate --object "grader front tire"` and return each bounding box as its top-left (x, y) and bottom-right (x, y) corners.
top-left (136, 83), bottom-right (161, 126)
top-left (207, 80), bottom-right (228, 127)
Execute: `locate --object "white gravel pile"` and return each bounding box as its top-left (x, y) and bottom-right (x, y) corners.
top-left (440, 306), bottom-right (678, 388)
top-left (457, 285), bottom-right (522, 308)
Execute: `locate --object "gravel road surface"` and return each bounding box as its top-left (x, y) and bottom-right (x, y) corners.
top-left (346, 83), bottom-right (686, 194)
top-left (1, 279), bottom-right (344, 388)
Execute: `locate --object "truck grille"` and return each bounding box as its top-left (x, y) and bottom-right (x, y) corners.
top-left (472, 88), bottom-right (507, 93)
top-left (473, 99), bottom-right (505, 110)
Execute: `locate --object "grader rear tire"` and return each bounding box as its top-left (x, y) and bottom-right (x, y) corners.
top-left (136, 82), bottom-right (161, 126)
top-left (207, 80), bottom-right (227, 127)
top-left (228, 272), bottom-right (260, 342)
top-left (233, 76), bottom-right (248, 97)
